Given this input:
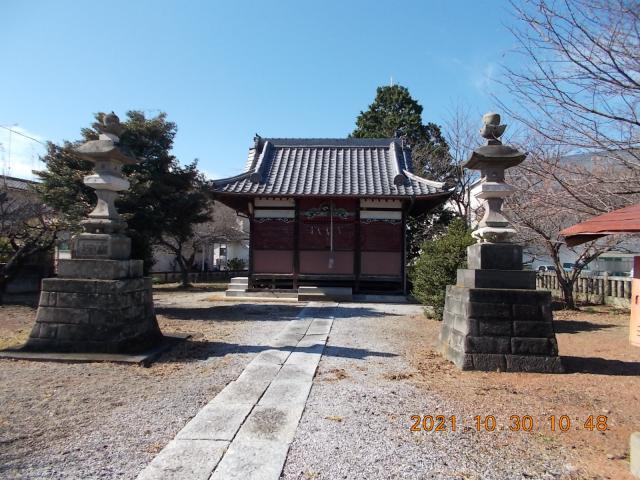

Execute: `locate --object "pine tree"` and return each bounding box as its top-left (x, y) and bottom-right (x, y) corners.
top-left (352, 85), bottom-right (458, 258)
top-left (351, 85), bottom-right (451, 179)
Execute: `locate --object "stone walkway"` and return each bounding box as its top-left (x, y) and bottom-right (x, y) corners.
top-left (136, 302), bottom-right (337, 480)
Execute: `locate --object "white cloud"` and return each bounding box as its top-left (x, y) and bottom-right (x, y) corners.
top-left (0, 125), bottom-right (46, 180)
top-left (471, 62), bottom-right (496, 93)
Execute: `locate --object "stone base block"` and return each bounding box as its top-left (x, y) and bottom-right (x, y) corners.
top-left (631, 432), bottom-right (640, 478)
top-left (467, 243), bottom-right (523, 270)
top-left (439, 285), bottom-right (563, 373)
top-left (72, 233), bottom-right (131, 260)
top-left (297, 286), bottom-right (353, 302)
top-left (24, 276), bottom-right (161, 354)
top-left (57, 259), bottom-right (143, 280)
top-left (457, 269), bottom-right (536, 289)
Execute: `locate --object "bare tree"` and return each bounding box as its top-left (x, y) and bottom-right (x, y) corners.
top-left (197, 202), bottom-right (247, 245)
top-left (497, 0), bottom-right (640, 305)
top-left (505, 143), bottom-right (631, 308)
top-left (406, 104), bottom-right (484, 259)
top-left (442, 103), bottom-right (483, 221)
top-left (500, 0), bottom-right (640, 170)
top-left (0, 186), bottom-right (60, 303)
top-left (157, 234), bottom-right (199, 288)
top-left (158, 201), bottom-right (245, 286)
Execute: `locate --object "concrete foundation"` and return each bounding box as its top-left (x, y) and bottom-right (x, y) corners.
top-left (57, 258), bottom-right (143, 280)
top-left (72, 232), bottom-right (131, 260)
top-left (25, 269), bottom-right (162, 354)
top-left (439, 243), bottom-right (563, 373)
top-left (297, 286), bottom-right (353, 302)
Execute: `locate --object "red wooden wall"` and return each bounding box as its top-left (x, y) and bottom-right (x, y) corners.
top-left (250, 198), bottom-right (404, 279)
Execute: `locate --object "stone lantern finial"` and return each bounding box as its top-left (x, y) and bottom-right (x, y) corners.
top-left (479, 112), bottom-right (506, 145)
top-left (97, 111), bottom-right (125, 140)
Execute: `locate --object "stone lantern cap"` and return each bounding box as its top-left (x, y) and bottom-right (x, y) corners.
top-left (463, 112), bottom-right (526, 170)
top-left (463, 144), bottom-right (527, 170)
top-left (75, 112), bottom-right (137, 166)
top-left (75, 140), bottom-right (138, 165)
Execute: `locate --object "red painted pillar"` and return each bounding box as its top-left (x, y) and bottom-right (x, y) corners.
top-left (631, 256), bottom-right (640, 347)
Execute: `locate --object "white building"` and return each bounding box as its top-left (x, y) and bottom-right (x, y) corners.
top-left (151, 204), bottom-right (249, 272)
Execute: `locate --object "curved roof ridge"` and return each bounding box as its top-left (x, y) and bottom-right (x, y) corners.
top-left (211, 170), bottom-right (254, 186)
top-left (265, 138), bottom-right (396, 147)
top-left (403, 169), bottom-right (446, 189)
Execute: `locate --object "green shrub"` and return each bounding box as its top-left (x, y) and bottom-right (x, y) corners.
top-left (227, 257), bottom-right (246, 271)
top-left (410, 218), bottom-right (474, 320)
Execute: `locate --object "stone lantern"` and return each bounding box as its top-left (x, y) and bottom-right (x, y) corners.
top-left (25, 113), bottom-right (162, 353)
top-left (71, 112), bottom-right (136, 261)
top-left (438, 113), bottom-right (563, 373)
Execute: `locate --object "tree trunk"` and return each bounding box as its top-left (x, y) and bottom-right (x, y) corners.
top-left (180, 267), bottom-right (190, 288)
top-left (560, 281), bottom-right (577, 310)
top-left (0, 274), bottom-right (6, 306)
top-left (175, 254), bottom-right (192, 289)
top-left (0, 252), bottom-right (28, 306)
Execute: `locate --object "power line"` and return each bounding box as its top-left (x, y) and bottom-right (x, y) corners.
top-left (0, 125), bottom-right (47, 146)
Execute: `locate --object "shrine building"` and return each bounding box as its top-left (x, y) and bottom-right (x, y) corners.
top-left (212, 137), bottom-right (451, 293)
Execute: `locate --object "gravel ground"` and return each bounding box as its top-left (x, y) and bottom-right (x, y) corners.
top-left (2, 293), bottom-right (636, 480)
top-left (0, 291), bottom-right (305, 480)
top-left (282, 302), bottom-right (577, 480)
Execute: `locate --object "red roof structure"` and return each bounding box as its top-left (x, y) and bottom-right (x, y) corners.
top-left (561, 203), bottom-right (640, 246)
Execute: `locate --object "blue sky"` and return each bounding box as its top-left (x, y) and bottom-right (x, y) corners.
top-left (1, 1), bottom-right (519, 180)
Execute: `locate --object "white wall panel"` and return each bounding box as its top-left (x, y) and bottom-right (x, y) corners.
top-left (255, 197), bottom-right (295, 207)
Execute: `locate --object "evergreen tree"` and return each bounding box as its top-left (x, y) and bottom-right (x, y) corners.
top-left (35, 142), bottom-right (94, 226)
top-left (410, 218), bottom-right (474, 319)
top-left (351, 85), bottom-right (451, 179)
top-left (36, 111), bottom-right (212, 276)
top-left (352, 85), bottom-right (458, 258)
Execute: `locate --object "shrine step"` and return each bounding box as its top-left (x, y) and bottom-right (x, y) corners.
top-left (225, 277), bottom-right (249, 297)
top-left (225, 290), bottom-right (298, 299)
top-left (297, 286), bottom-right (353, 302)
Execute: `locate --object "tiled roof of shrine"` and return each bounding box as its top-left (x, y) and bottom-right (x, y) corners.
top-left (212, 137), bottom-right (451, 198)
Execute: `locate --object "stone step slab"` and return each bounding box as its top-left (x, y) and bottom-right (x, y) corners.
top-left (225, 290), bottom-right (298, 299)
top-left (136, 302), bottom-right (337, 480)
top-left (136, 439), bottom-right (229, 480)
top-left (298, 286), bottom-right (352, 302)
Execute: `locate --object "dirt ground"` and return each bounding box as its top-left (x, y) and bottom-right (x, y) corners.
top-left (409, 305), bottom-right (640, 480)
top-left (0, 290), bottom-right (306, 479)
top-left (0, 304), bottom-right (35, 350)
top-left (0, 290), bottom-right (638, 479)
top-left (285, 303), bottom-right (575, 480)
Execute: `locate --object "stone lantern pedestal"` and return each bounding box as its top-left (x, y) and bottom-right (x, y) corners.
top-left (438, 113), bottom-right (563, 373)
top-left (25, 113), bottom-right (162, 353)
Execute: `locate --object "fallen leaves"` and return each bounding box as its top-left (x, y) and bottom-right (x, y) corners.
top-left (325, 415), bottom-right (343, 422)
